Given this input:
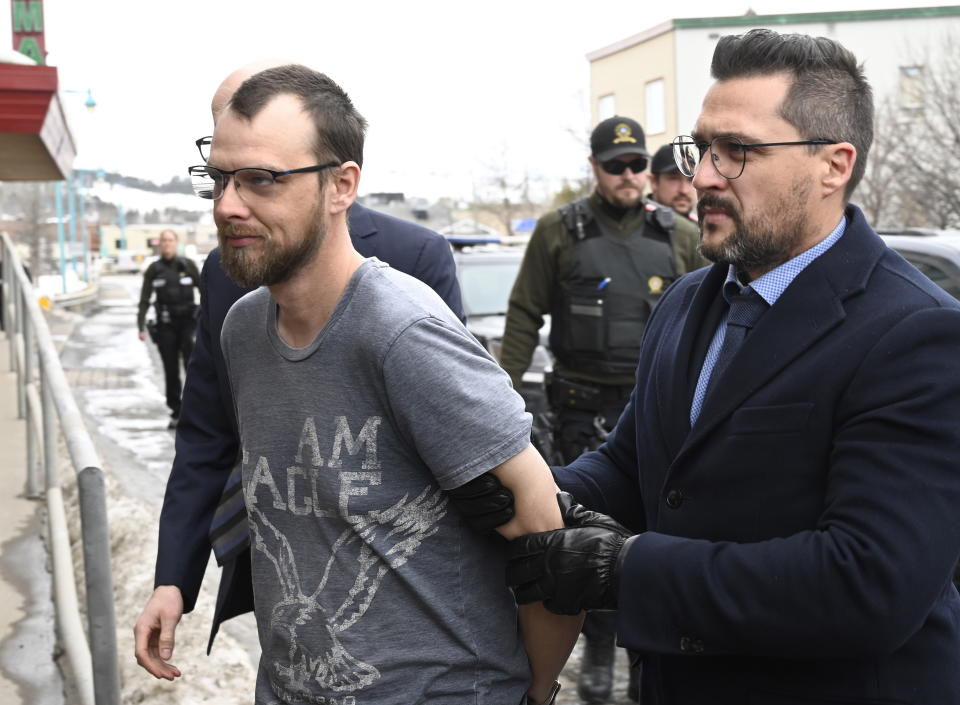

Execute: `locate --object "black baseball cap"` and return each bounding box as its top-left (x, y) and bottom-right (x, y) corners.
top-left (590, 116), bottom-right (648, 162)
top-left (651, 144), bottom-right (681, 174)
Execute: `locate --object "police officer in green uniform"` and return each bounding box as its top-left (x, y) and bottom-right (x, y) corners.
top-left (137, 229), bottom-right (201, 428)
top-left (500, 116), bottom-right (707, 704)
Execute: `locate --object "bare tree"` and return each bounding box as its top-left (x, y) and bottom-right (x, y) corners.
top-left (855, 98), bottom-right (903, 228)
top-left (0, 181), bottom-right (55, 275)
top-left (551, 177), bottom-right (591, 208)
top-left (891, 32), bottom-right (960, 228)
top-left (470, 146), bottom-right (546, 236)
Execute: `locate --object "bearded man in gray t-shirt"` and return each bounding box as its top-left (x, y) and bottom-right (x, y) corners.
top-left (139, 65), bottom-right (584, 705)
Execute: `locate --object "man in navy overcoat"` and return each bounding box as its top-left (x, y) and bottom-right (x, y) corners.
top-left (507, 29), bottom-right (960, 704)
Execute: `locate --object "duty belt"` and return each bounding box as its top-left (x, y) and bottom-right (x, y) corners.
top-left (549, 376), bottom-right (633, 411)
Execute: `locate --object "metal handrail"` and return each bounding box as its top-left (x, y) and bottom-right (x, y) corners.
top-left (1, 232), bottom-right (120, 705)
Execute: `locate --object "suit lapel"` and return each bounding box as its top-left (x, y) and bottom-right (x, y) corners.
top-left (658, 264), bottom-right (726, 459)
top-left (673, 205), bottom-right (884, 463)
top-left (681, 265), bottom-right (845, 453)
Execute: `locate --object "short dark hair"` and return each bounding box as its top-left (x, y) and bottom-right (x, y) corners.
top-left (229, 64), bottom-right (367, 168)
top-left (711, 28), bottom-right (873, 200)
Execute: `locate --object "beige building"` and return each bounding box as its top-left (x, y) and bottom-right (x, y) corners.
top-left (99, 223), bottom-right (218, 259)
top-left (588, 6), bottom-right (960, 156)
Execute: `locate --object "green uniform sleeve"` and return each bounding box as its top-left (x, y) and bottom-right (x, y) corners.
top-left (137, 263), bottom-right (155, 331)
top-left (500, 215), bottom-right (562, 389)
top-left (672, 216), bottom-right (710, 275)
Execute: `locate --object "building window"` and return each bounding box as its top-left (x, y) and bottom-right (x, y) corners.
top-left (598, 94), bottom-right (616, 121)
top-left (899, 65), bottom-right (925, 115)
top-left (645, 79), bottom-right (665, 135)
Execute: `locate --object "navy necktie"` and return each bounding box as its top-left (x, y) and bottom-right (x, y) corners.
top-left (209, 464), bottom-right (249, 565)
top-left (705, 287), bottom-right (768, 398)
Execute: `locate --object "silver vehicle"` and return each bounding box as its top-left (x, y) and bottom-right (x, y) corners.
top-left (880, 230), bottom-right (960, 300)
top-left (453, 245), bottom-right (552, 412)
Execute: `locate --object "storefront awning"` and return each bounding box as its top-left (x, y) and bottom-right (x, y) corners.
top-left (0, 63), bottom-right (76, 181)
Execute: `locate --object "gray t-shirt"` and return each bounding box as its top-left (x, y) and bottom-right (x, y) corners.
top-left (222, 259), bottom-right (532, 705)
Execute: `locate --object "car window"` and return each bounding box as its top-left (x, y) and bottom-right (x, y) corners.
top-left (459, 260), bottom-right (520, 316)
top-left (899, 253), bottom-right (960, 300)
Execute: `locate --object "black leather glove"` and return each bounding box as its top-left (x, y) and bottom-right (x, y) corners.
top-left (447, 473), bottom-right (515, 533)
top-left (557, 491), bottom-right (628, 533)
top-left (506, 492), bottom-right (633, 615)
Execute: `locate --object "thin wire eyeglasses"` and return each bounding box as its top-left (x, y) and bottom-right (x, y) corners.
top-left (671, 135), bottom-right (837, 180)
top-left (188, 163), bottom-right (340, 202)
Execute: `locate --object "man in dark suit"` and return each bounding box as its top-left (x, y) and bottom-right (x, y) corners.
top-left (134, 63), bottom-right (464, 669)
top-left (505, 29), bottom-right (960, 704)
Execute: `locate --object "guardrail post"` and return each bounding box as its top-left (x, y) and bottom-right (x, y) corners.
top-left (23, 288), bottom-right (40, 496)
top-left (3, 232), bottom-right (117, 704)
top-left (1, 241), bottom-right (9, 341)
top-left (77, 467), bottom-right (121, 705)
top-left (14, 269), bottom-right (25, 417)
top-left (41, 365), bottom-right (58, 493)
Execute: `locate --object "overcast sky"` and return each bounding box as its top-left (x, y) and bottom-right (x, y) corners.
top-left (3, 0), bottom-right (954, 200)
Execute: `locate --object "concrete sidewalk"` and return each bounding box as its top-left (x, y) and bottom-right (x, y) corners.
top-left (0, 335), bottom-right (64, 705)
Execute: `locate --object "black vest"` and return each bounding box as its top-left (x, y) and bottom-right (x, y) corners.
top-left (550, 198), bottom-right (677, 375)
top-left (151, 256), bottom-right (196, 315)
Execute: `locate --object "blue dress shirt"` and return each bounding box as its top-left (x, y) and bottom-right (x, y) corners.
top-left (690, 217), bottom-right (847, 425)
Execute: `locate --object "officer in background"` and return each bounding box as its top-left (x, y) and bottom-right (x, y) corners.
top-left (648, 143), bottom-right (698, 221)
top-left (500, 116), bottom-right (706, 703)
top-left (137, 229), bottom-right (200, 428)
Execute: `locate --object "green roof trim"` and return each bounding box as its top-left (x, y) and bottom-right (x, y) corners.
top-left (673, 5), bottom-right (960, 29)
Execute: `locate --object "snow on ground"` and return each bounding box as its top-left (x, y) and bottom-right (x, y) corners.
top-left (55, 276), bottom-right (257, 704)
top-left (87, 183), bottom-right (209, 218)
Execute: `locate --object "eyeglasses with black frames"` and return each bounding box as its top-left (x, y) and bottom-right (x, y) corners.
top-left (671, 135), bottom-right (838, 180)
top-left (195, 136), bottom-right (212, 162)
top-left (599, 156), bottom-right (648, 176)
top-left (188, 162), bottom-right (340, 203)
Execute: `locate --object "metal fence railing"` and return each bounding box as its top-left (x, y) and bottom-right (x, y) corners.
top-left (1, 232), bottom-right (120, 705)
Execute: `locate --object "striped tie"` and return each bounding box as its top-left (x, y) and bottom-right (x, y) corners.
top-left (209, 464), bottom-right (249, 565)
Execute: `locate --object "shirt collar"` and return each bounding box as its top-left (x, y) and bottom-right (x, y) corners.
top-left (723, 216), bottom-right (847, 305)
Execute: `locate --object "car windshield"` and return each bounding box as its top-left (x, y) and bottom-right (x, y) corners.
top-left (459, 260), bottom-right (520, 316)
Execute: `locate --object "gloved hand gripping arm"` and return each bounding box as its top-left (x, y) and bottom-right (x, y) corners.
top-left (447, 447), bottom-right (582, 704)
top-left (506, 492), bottom-right (635, 616)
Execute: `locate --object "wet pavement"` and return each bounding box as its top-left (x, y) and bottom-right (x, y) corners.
top-left (57, 275), bottom-right (176, 507)
top-left (0, 340), bottom-right (64, 705)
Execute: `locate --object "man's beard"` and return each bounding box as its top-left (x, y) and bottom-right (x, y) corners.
top-left (605, 184), bottom-right (643, 210)
top-left (697, 181), bottom-right (810, 275)
top-left (670, 197), bottom-right (693, 216)
top-left (218, 211), bottom-right (325, 288)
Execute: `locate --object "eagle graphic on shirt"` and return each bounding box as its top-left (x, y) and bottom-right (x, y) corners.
top-left (244, 416), bottom-right (448, 698)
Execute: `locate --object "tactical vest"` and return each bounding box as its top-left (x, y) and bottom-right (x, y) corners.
top-left (550, 198), bottom-right (677, 375)
top-left (151, 256), bottom-right (196, 319)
